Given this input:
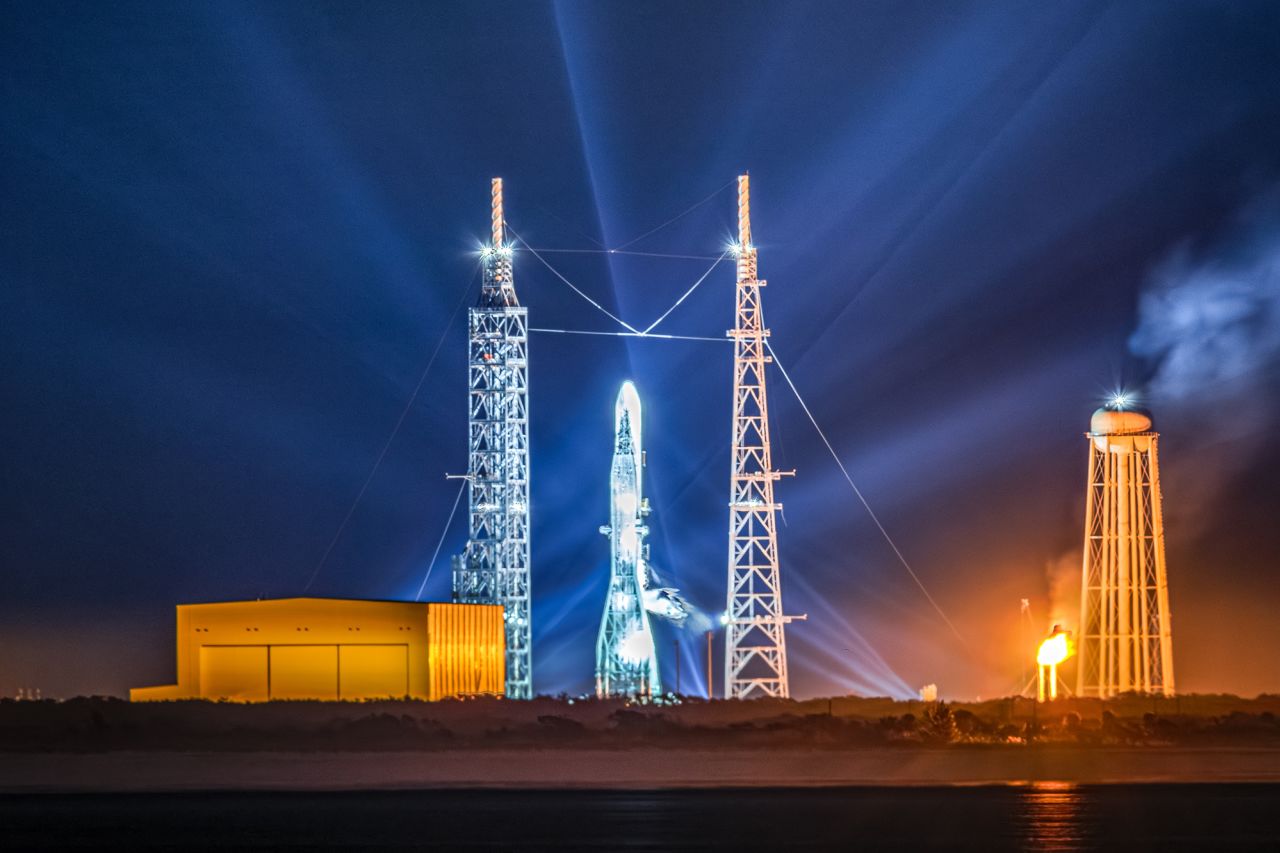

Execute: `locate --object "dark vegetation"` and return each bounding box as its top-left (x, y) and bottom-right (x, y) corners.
top-left (1, 694), bottom-right (1277, 752)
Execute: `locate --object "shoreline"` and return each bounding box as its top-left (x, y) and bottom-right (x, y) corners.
top-left (4, 746), bottom-right (1279, 792)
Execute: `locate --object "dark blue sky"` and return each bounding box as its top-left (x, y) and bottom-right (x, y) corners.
top-left (4, 1), bottom-right (1279, 699)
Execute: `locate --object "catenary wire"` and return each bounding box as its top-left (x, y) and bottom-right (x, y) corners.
top-left (527, 248), bottom-right (724, 261)
top-left (415, 477), bottom-right (467, 601)
top-left (510, 226), bottom-right (727, 337)
top-left (530, 327), bottom-right (728, 343)
top-left (640, 251), bottom-right (729, 334)
top-left (506, 225), bottom-right (640, 333)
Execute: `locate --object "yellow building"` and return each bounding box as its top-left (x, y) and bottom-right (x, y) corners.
top-left (131, 598), bottom-right (504, 702)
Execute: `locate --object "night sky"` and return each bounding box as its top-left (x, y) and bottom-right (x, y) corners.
top-left (4, 1), bottom-right (1279, 700)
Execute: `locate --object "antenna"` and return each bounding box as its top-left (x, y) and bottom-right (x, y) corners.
top-left (491, 177), bottom-right (505, 248)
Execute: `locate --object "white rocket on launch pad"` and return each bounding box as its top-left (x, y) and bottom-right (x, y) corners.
top-left (595, 381), bottom-right (689, 699)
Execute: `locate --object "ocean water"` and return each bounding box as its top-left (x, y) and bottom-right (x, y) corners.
top-left (3, 784), bottom-right (1276, 850)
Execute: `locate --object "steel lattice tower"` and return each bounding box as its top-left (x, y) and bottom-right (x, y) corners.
top-left (451, 178), bottom-right (532, 699)
top-left (1077, 404), bottom-right (1175, 698)
top-left (723, 175), bottom-right (795, 699)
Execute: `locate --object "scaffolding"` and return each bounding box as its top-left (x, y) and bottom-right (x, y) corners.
top-left (452, 178), bottom-right (533, 699)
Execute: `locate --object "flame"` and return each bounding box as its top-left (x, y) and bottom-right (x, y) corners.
top-left (1037, 630), bottom-right (1074, 666)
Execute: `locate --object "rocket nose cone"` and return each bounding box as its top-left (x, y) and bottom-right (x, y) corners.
top-left (614, 380), bottom-right (643, 464)
top-left (618, 380), bottom-right (640, 412)
top-left (615, 380), bottom-right (642, 433)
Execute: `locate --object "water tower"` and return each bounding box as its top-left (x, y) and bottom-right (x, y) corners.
top-left (1077, 399), bottom-right (1175, 697)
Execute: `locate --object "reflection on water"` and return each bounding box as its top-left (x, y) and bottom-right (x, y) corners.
top-left (1020, 782), bottom-right (1087, 852)
top-left (3, 785), bottom-right (1278, 850)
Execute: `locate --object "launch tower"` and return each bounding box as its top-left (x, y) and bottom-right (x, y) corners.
top-left (1077, 402), bottom-right (1175, 697)
top-left (723, 175), bottom-right (795, 699)
top-left (452, 178), bottom-right (533, 699)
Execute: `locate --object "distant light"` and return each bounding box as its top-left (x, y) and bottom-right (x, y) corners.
top-left (727, 242), bottom-right (741, 256)
top-left (719, 612), bottom-right (730, 626)
top-left (1110, 390), bottom-right (1134, 410)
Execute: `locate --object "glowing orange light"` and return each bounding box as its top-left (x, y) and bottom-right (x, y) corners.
top-left (1036, 626), bottom-right (1075, 702)
top-left (1037, 631), bottom-right (1072, 666)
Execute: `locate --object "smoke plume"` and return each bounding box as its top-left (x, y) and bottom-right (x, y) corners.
top-left (1130, 244), bottom-right (1280, 415)
top-left (1045, 549), bottom-right (1081, 633)
top-left (1127, 192), bottom-right (1280, 526)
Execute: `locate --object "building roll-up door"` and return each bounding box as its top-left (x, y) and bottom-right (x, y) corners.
top-left (199, 646), bottom-right (268, 701)
top-left (339, 644), bottom-right (409, 699)
top-left (270, 645), bottom-right (339, 700)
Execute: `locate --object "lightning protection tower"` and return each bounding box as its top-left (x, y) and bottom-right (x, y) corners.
top-left (723, 175), bottom-right (796, 699)
top-left (1077, 402), bottom-right (1175, 697)
top-left (452, 178), bottom-right (532, 699)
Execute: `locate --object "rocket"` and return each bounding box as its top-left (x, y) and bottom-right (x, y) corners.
top-left (595, 381), bottom-right (662, 699)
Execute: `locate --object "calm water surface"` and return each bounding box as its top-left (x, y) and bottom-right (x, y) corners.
top-left (3, 784), bottom-right (1277, 850)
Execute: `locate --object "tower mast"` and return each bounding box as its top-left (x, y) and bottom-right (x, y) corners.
top-left (723, 175), bottom-right (794, 699)
top-left (453, 178), bottom-right (533, 699)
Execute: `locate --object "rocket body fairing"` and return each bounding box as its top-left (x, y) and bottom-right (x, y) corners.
top-left (595, 381), bottom-right (662, 699)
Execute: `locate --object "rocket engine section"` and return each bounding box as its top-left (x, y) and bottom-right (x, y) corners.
top-left (596, 381), bottom-right (662, 699)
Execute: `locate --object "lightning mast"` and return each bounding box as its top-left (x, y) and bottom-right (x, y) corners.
top-left (723, 175), bottom-right (796, 699)
top-left (452, 178), bottom-right (532, 698)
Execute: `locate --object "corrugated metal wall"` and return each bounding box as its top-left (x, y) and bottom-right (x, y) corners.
top-left (426, 603), bottom-right (505, 700)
